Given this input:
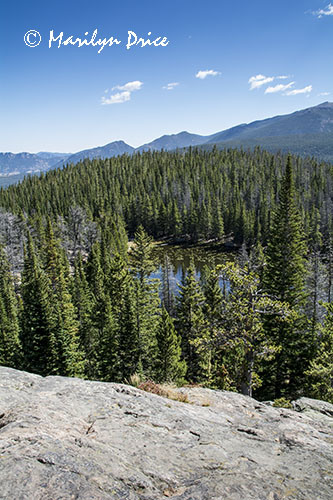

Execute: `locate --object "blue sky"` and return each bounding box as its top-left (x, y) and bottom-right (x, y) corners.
top-left (1, 0), bottom-right (333, 153)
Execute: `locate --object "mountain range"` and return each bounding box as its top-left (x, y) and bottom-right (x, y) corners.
top-left (2, 102), bottom-right (333, 186)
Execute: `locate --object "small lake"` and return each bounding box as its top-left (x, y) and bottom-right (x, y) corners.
top-left (150, 243), bottom-right (235, 295)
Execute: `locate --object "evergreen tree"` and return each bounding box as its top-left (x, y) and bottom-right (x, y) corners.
top-left (306, 302), bottom-right (333, 403)
top-left (212, 204), bottom-right (224, 241)
top-left (263, 156), bottom-right (309, 399)
top-left (215, 262), bottom-right (289, 397)
top-left (201, 265), bottom-right (224, 384)
top-left (161, 254), bottom-right (175, 315)
top-left (130, 225), bottom-right (156, 281)
top-left (73, 253), bottom-right (93, 374)
top-left (97, 295), bottom-right (119, 381)
top-left (43, 218), bottom-right (83, 377)
top-left (176, 262), bottom-right (210, 382)
top-left (20, 234), bottom-right (57, 375)
top-left (118, 280), bottom-right (140, 380)
top-left (130, 226), bottom-right (160, 377)
top-left (85, 241), bottom-right (110, 379)
top-left (155, 307), bottom-right (187, 383)
top-left (305, 210), bottom-right (326, 337)
top-left (0, 246), bottom-right (21, 367)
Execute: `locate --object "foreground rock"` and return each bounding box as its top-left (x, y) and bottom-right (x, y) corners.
top-left (0, 367), bottom-right (332, 499)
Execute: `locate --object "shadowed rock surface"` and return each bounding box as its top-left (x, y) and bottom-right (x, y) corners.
top-left (0, 367), bottom-right (332, 500)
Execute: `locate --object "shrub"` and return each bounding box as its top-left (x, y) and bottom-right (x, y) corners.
top-left (273, 397), bottom-right (293, 409)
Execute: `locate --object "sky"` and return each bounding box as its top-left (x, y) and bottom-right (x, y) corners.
top-left (1, 0), bottom-right (333, 153)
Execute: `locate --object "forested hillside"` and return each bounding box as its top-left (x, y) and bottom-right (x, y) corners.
top-left (1, 147), bottom-right (332, 245)
top-left (0, 148), bottom-right (332, 403)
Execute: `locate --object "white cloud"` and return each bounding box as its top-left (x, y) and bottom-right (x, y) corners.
top-left (285, 85), bottom-right (313, 96)
top-left (318, 91), bottom-right (330, 96)
top-left (196, 69), bottom-right (221, 79)
top-left (163, 82), bottom-right (179, 91)
top-left (113, 81), bottom-right (143, 92)
top-left (314, 3), bottom-right (333, 17)
top-left (101, 80), bottom-right (143, 105)
top-left (248, 74), bottom-right (292, 90)
top-left (248, 74), bottom-right (274, 90)
top-left (101, 91), bottom-right (131, 105)
top-left (265, 82), bottom-right (295, 94)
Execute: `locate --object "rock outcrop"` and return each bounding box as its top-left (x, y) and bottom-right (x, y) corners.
top-left (0, 367), bottom-right (332, 499)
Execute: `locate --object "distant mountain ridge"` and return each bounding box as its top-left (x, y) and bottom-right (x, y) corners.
top-left (136, 131), bottom-right (209, 153)
top-left (58, 141), bottom-right (134, 167)
top-left (2, 102), bottom-right (333, 186)
top-left (206, 101), bottom-right (333, 143)
top-left (0, 152), bottom-right (70, 177)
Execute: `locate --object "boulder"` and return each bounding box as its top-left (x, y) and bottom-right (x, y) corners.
top-left (0, 367), bottom-right (332, 499)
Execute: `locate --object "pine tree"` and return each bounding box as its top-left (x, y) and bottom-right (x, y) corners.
top-left (161, 254), bottom-right (175, 315)
top-left (20, 233), bottom-right (57, 375)
top-left (176, 262), bottom-right (210, 382)
top-left (130, 225), bottom-right (156, 281)
top-left (155, 307), bottom-right (186, 383)
top-left (108, 253), bottom-right (130, 315)
top-left (97, 295), bottom-right (119, 381)
top-left (85, 242), bottom-right (108, 378)
top-left (202, 266), bottom-right (223, 320)
top-left (130, 226), bottom-right (160, 377)
top-left (201, 265), bottom-right (224, 385)
top-left (73, 253), bottom-right (93, 367)
top-left (263, 156), bottom-right (309, 399)
top-left (118, 280), bottom-right (140, 380)
top-left (43, 218), bottom-right (83, 377)
top-left (306, 209), bottom-right (326, 337)
top-left (306, 302), bottom-right (333, 403)
top-left (215, 262), bottom-right (289, 397)
top-left (212, 205), bottom-right (224, 241)
top-left (0, 246), bottom-right (21, 368)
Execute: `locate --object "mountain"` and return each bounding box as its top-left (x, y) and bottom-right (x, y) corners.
top-left (36, 152), bottom-right (71, 160)
top-left (3, 102), bottom-right (333, 188)
top-left (0, 152), bottom-right (67, 177)
top-left (1, 366), bottom-right (332, 499)
top-left (207, 101), bottom-right (333, 143)
top-left (203, 132), bottom-right (333, 163)
top-left (59, 140), bottom-right (134, 166)
top-left (136, 131), bottom-right (210, 152)
top-left (0, 152), bottom-right (70, 176)
top-left (0, 152), bottom-right (71, 188)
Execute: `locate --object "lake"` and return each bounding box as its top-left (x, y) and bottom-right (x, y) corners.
top-left (150, 242), bottom-right (235, 295)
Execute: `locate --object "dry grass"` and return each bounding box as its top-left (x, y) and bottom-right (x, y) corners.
top-left (128, 374), bottom-right (211, 406)
top-left (137, 380), bottom-right (190, 403)
top-left (126, 373), bottom-right (142, 388)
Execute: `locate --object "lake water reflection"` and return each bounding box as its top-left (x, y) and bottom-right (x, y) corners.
top-left (151, 244), bottom-right (234, 295)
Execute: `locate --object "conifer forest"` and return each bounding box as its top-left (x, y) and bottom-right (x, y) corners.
top-left (0, 147), bottom-right (332, 403)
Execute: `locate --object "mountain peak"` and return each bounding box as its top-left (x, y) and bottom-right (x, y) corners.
top-left (315, 101), bottom-right (333, 108)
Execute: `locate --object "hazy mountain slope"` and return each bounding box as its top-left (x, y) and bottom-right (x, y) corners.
top-left (0, 153), bottom-right (56, 176)
top-left (202, 132), bottom-right (333, 162)
top-left (36, 152), bottom-right (71, 160)
top-left (0, 152), bottom-right (70, 178)
top-left (206, 102), bottom-right (333, 144)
